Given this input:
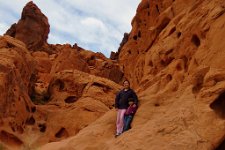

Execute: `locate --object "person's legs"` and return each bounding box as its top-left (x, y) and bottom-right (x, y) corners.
top-left (127, 115), bottom-right (133, 129)
top-left (116, 109), bottom-right (126, 135)
top-left (116, 110), bottom-right (121, 134)
top-left (123, 115), bottom-right (133, 132)
top-left (123, 115), bottom-right (129, 132)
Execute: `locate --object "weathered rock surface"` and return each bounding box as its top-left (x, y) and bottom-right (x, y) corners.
top-left (0, 35), bottom-right (36, 149)
top-left (41, 0), bottom-right (225, 150)
top-left (0, 36), bottom-right (122, 149)
top-left (24, 69), bottom-right (121, 148)
top-left (5, 1), bottom-right (50, 51)
top-left (2, 0), bottom-right (225, 150)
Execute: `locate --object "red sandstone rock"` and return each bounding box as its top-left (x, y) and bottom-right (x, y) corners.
top-left (40, 0), bottom-right (225, 149)
top-left (23, 70), bottom-right (121, 147)
top-left (3, 0), bottom-right (225, 150)
top-left (5, 1), bottom-right (49, 51)
top-left (0, 35), bottom-right (36, 149)
top-left (79, 50), bottom-right (124, 83)
top-left (110, 32), bottom-right (129, 60)
top-left (0, 36), bottom-right (122, 149)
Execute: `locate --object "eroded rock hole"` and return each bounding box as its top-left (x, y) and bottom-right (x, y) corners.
top-left (176, 63), bottom-right (183, 71)
top-left (84, 107), bottom-right (95, 112)
top-left (55, 128), bottom-right (69, 138)
top-left (38, 124), bottom-right (46, 133)
top-left (160, 60), bottom-right (166, 66)
top-left (128, 50), bottom-right (131, 54)
top-left (54, 79), bottom-right (65, 91)
top-left (25, 116), bottom-right (35, 125)
top-left (92, 82), bottom-right (112, 93)
top-left (161, 57), bottom-right (174, 67)
top-left (166, 74), bottom-right (172, 81)
top-left (138, 31), bottom-right (141, 38)
top-left (6, 43), bottom-right (16, 48)
top-left (149, 61), bottom-right (153, 67)
top-left (26, 105), bottom-right (30, 112)
top-left (64, 96), bottom-right (77, 103)
top-left (169, 27), bottom-right (176, 36)
top-left (156, 5), bottom-right (160, 14)
top-left (177, 32), bottom-right (181, 38)
top-left (11, 126), bottom-right (15, 132)
top-left (87, 56), bottom-right (96, 66)
top-left (156, 17), bottom-right (171, 35)
top-left (133, 35), bottom-right (138, 40)
top-left (154, 103), bottom-right (160, 107)
top-left (191, 34), bottom-right (200, 47)
top-left (165, 49), bottom-right (173, 55)
top-left (0, 130), bottom-right (23, 146)
top-left (31, 106), bottom-right (36, 113)
top-left (92, 82), bottom-right (105, 88)
top-left (210, 91), bottom-right (225, 119)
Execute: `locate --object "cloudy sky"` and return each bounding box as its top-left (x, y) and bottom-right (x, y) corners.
top-left (0, 0), bottom-right (140, 57)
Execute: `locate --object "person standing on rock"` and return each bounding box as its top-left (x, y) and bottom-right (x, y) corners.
top-left (123, 98), bottom-right (138, 132)
top-left (115, 80), bottom-right (138, 137)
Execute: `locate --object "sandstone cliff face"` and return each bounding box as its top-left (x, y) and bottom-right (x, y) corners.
top-left (5, 1), bottom-right (49, 51)
top-left (0, 35), bottom-right (122, 150)
top-left (0, 36), bottom-right (36, 149)
top-left (23, 69), bottom-right (121, 148)
top-left (2, 0), bottom-right (225, 150)
top-left (41, 0), bottom-right (225, 150)
top-left (0, 1), bottom-right (124, 149)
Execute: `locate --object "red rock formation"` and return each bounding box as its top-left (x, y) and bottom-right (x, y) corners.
top-left (0, 1), bottom-right (125, 149)
top-left (79, 50), bottom-right (124, 83)
top-left (4, 1), bottom-right (124, 84)
top-left (50, 45), bottom-right (90, 74)
top-left (118, 0), bottom-right (175, 88)
top-left (5, 1), bottom-right (49, 51)
top-left (23, 69), bottom-right (121, 147)
top-left (0, 36), bottom-right (122, 149)
top-left (110, 32), bottom-right (129, 60)
top-left (40, 0), bottom-right (225, 150)
top-left (4, 0), bottom-right (225, 149)
top-left (0, 35), bottom-right (36, 149)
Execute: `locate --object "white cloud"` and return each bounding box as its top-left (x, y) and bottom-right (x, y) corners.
top-left (81, 17), bottom-right (106, 31)
top-left (0, 22), bottom-right (9, 34)
top-left (0, 0), bottom-right (140, 57)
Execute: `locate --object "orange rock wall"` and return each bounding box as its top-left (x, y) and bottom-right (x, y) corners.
top-left (0, 36), bottom-right (36, 149)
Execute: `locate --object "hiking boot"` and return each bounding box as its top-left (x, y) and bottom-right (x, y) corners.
top-left (115, 133), bottom-right (121, 138)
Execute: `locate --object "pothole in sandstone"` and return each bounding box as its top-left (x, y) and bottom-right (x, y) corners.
top-left (55, 127), bottom-right (69, 138)
top-left (191, 34), bottom-right (201, 47)
top-left (38, 123), bottom-right (46, 132)
top-left (210, 91), bottom-right (225, 119)
top-left (25, 116), bottom-right (35, 125)
top-left (64, 96), bottom-right (77, 103)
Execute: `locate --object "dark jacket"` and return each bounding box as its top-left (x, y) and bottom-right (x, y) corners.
top-left (115, 89), bottom-right (138, 109)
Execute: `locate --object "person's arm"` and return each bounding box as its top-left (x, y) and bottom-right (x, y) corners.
top-left (131, 90), bottom-right (138, 106)
top-left (115, 91), bottom-right (120, 108)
